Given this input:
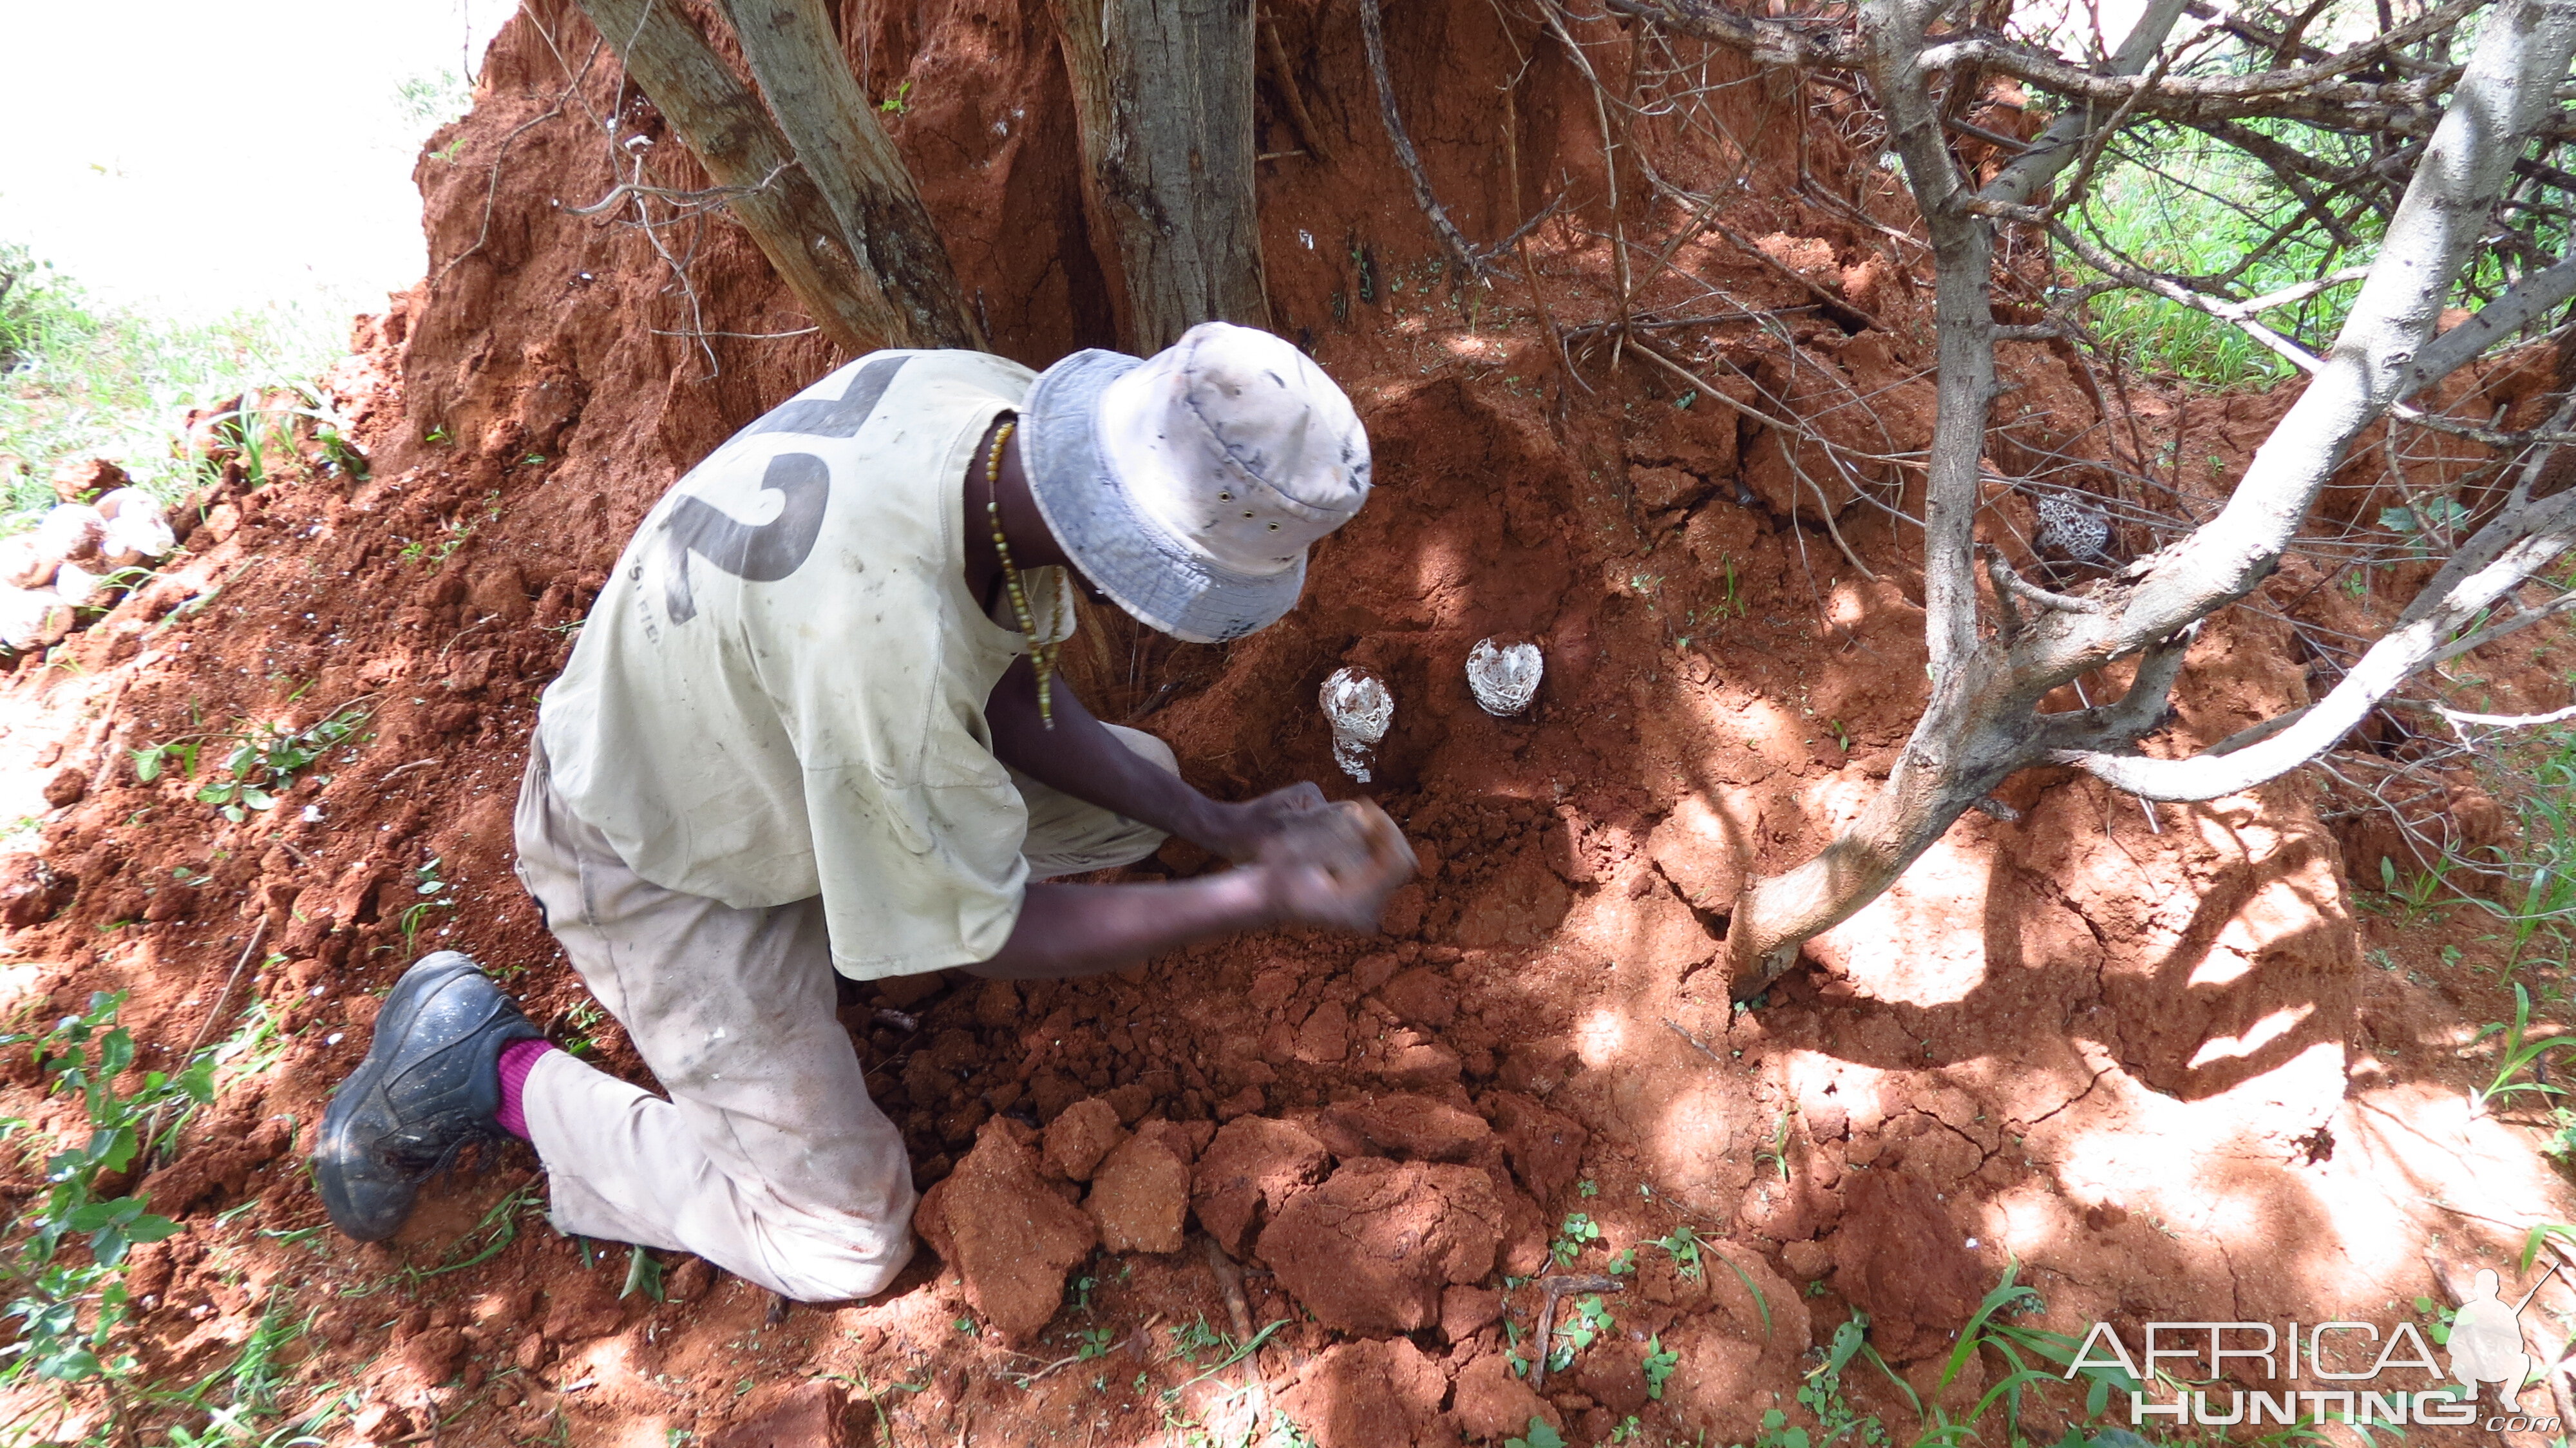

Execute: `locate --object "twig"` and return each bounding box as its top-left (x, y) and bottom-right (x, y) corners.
top-left (381, 759), bottom-right (441, 783)
top-left (1663, 1018), bottom-right (1725, 1063)
top-left (1529, 1274), bottom-right (1624, 1391)
top-left (1705, 220), bottom-right (1884, 332)
top-left (1258, 9), bottom-right (1331, 163)
top-left (1203, 1235), bottom-right (1255, 1342)
top-left (1356, 0), bottom-right (1495, 285)
top-left (569, 160), bottom-right (792, 216)
top-left (149, 917), bottom-right (269, 1164)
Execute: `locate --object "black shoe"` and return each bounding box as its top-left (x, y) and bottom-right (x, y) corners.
top-left (314, 951), bottom-right (540, 1242)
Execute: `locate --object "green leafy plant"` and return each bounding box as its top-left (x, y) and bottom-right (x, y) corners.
top-left (129, 736), bottom-right (204, 785)
top-left (1504, 1417), bottom-right (1567, 1448)
top-left (623, 1244), bottom-right (665, 1301)
top-left (1550, 1212), bottom-right (1602, 1267)
top-left (1075, 1326), bottom-right (1115, 1361)
top-left (397, 855), bottom-right (456, 960)
top-left (1797, 1317), bottom-right (1885, 1448)
top-left (1546, 1293), bottom-right (1614, 1373)
top-left (194, 705), bottom-right (368, 822)
top-left (1653, 1223), bottom-right (1706, 1281)
top-left (2470, 982), bottom-right (2576, 1113)
top-left (1, 991), bottom-right (214, 1384)
top-left (1167, 1315), bottom-right (1231, 1364)
top-left (1643, 1333), bottom-right (1679, 1400)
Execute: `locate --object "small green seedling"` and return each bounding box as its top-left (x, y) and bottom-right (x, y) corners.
top-left (1654, 1223), bottom-right (1706, 1281)
top-left (1643, 1334), bottom-right (1679, 1400)
top-left (1551, 1212), bottom-right (1602, 1267)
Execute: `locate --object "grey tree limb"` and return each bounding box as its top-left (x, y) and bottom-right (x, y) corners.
top-left (576, 0), bottom-right (915, 355)
top-left (2405, 251), bottom-right (2576, 397)
top-left (2057, 507), bottom-right (2576, 799)
top-left (714, 0), bottom-right (981, 350)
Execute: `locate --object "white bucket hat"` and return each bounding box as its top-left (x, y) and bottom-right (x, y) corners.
top-left (1021, 321), bottom-right (1372, 643)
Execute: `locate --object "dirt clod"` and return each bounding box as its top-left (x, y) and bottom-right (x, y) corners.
top-left (706, 1379), bottom-right (852, 1448)
top-left (1258, 1157), bottom-right (1508, 1333)
top-left (1831, 1170), bottom-right (1984, 1363)
top-left (540, 1270), bottom-right (624, 1344)
top-left (1276, 1337), bottom-right (1446, 1448)
top-left (915, 1116), bottom-right (1097, 1343)
top-left (1485, 1092), bottom-right (1587, 1201)
top-left (1453, 1348), bottom-right (1562, 1442)
top-left (1193, 1115), bottom-right (1330, 1258)
top-left (1318, 1091), bottom-right (1493, 1161)
top-left (1043, 1096), bottom-right (1127, 1181)
top-left (1087, 1130), bottom-right (1189, 1253)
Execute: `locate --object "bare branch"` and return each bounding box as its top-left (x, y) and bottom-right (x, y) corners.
top-left (1984, 546), bottom-right (2105, 615)
top-left (2058, 494), bottom-right (2576, 799)
top-left (1358, 0), bottom-right (1499, 285)
top-left (2404, 252), bottom-right (2576, 398)
top-left (2045, 220), bottom-right (2330, 373)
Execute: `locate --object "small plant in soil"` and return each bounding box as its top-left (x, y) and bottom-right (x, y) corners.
top-left (1796, 1318), bottom-right (1885, 1448)
top-left (192, 705), bottom-right (370, 823)
top-left (1167, 1315), bottom-right (1231, 1364)
top-left (1546, 1293), bottom-right (1614, 1373)
top-left (2469, 982), bottom-right (2576, 1114)
top-left (0, 990), bottom-right (212, 1386)
top-left (621, 1243), bottom-right (665, 1300)
top-left (1550, 1211), bottom-right (1602, 1267)
top-left (1642, 1333), bottom-right (1679, 1400)
top-left (399, 855), bottom-right (456, 960)
top-left (1504, 1418), bottom-right (1567, 1448)
top-left (1651, 1223), bottom-right (1705, 1281)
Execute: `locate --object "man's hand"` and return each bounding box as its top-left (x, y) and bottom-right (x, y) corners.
top-left (1202, 781), bottom-right (1332, 862)
top-left (1247, 799), bottom-right (1418, 933)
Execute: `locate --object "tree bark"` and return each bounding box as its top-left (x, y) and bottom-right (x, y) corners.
top-left (575, 0), bottom-right (965, 355)
top-left (1054, 0), bottom-right (1272, 350)
top-left (714, 0), bottom-right (981, 350)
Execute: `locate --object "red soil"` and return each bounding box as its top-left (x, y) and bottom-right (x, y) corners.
top-left (3, 0), bottom-right (2575, 1444)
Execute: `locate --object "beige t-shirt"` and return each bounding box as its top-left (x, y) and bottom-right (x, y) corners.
top-left (537, 349), bottom-right (1074, 979)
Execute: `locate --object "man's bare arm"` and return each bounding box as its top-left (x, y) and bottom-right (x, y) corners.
top-left (968, 803), bottom-right (1416, 979)
top-left (985, 657), bottom-right (1323, 861)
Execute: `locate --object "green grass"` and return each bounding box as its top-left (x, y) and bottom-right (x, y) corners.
top-left (2063, 133), bottom-right (2372, 388)
top-left (0, 242), bottom-right (346, 528)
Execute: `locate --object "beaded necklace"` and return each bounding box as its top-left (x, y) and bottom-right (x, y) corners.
top-left (983, 419), bottom-right (1059, 728)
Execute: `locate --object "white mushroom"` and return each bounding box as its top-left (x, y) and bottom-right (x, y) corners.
top-left (0, 535), bottom-right (53, 589)
top-left (1320, 666), bottom-right (1394, 783)
top-left (31, 504), bottom-right (105, 566)
top-left (52, 561), bottom-right (105, 609)
top-left (99, 492), bottom-right (176, 566)
top-left (0, 586), bottom-right (61, 652)
top-left (1465, 638), bottom-right (1544, 716)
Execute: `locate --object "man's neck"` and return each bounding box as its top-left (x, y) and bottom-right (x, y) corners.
top-left (963, 413), bottom-right (1074, 614)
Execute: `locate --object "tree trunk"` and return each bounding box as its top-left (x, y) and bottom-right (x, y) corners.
top-left (575, 0), bottom-right (970, 354)
top-left (1054, 0), bottom-right (1272, 350)
top-left (713, 0), bottom-right (981, 350)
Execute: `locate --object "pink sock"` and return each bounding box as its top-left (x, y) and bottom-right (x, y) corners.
top-left (494, 1038), bottom-right (559, 1142)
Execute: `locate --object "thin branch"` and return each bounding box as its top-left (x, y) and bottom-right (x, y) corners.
top-left (1358, 0), bottom-right (1501, 285)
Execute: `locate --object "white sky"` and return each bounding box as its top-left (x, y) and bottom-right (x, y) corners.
top-left (0, 0), bottom-right (518, 319)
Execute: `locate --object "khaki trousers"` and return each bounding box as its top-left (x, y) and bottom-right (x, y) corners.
top-left (510, 727), bottom-right (1173, 1301)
